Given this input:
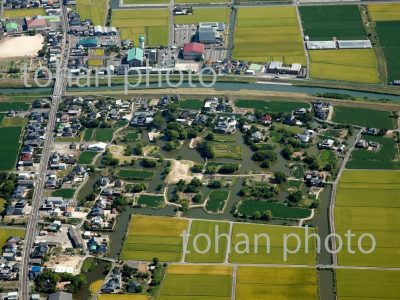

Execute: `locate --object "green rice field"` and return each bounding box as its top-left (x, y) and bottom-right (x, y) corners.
top-left (137, 194), bottom-right (164, 208)
top-left (77, 0), bottom-right (108, 25)
top-left (212, 143), bottom-right (242, 160)
top-left (237, 200), bottom-right (312, 219)
top-left (235, 100), bottom-right (308, 113)
top-left (0, 127), bottom-right (23, 171)
top-left (178, 99), bottom-right (203, 110)
top-left (78, 151), bottom-right (98, 165)
top-left (4, 8), bottom-right (45, 18)
top-left (205, 190), bottom-right (230, 213)
top-left (233, 7), bottom-right (306, 64)
top-left (299, 5), bottom-right (367, 40)
top-left (174, 8), bottom-right (230, 24)
top-left (117, 169), bottom-right (154, 180)
top-left (83, 128), bottom-right (115, 142)
top-left (0, 102), bottom-right (31, 111)
top-left (185, 220), bottom-right (230, 263)
top-left (332, 106), bottom-right (395, 129)
top-left (120, 215), bottom-right (188, 261)
top-left (0, 229), bottom-right (25, 248)
top-left (51, 189), bottom-right (76, 199)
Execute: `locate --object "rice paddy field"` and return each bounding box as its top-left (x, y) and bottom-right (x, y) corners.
top-left (174, 8), bottom-right (230, 24)
top-left (120, 215), bottom-right (189, 261)
top-left (335, 170), bottom-right (400, 267)
top-left (3, 8), bottom-right (45, 18)
top-left (233, 7), bottom-right (306, 64)
top-left (158, 264), bottom-right (232, 300)
top-left (347, 135), bottom-right (400, 170)
top-left (368, 3), bottom-right (400, 22)
top-left (98, 295), bottom-right (150, 300)
top-left (375, 21), bottom-right (400, 82)
top-left (212, 143), bottom-right (242, 160)
top-left (78, 151), bottom-right (98, 165)
top-left (185, 220), bottom-right (230, 263)
top-left (137, 194), bottom-right (164, 208)
top-left (235, 100), bottom-right (308, 113)
top-left (229, 223), bottom-right (317, 265)
top-left (117, 169), bottom-right (154, 180)
top-left (299, 5), bottom-right (367, 40)
top-left (336, 269), bottom-right (400, 300)
top-left (124, 0), bottom-right (168, 3)
top-left (77, 0), bottom-right (108, 25)
top-left (309, 50), bottom-right (379, 84)
top-left (332, 106), bottom-right (395, 129)
top-left (236, 266), bottom-right (318, 300)
top-left (83, 128), bottom-right (115, 142)
top-left (0, 229), bottom-right (25, 248)
top-left (237, 200), bottom-right (312, 219)
top-left (178, 99), bottom-right (203, 110)
top-left (111, 9), bottom-right (169, 46)
top-left (0, 102), bottom-right (31, 111)
top-left (0, 126), bottom-right (23, 171)
top-left (205, 190), bottom-right (229, 213)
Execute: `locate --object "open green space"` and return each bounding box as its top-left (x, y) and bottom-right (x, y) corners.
top-left (117, 169), bottom-right (154, 180)
top-left (332, 106), bottom-right (395, 129)
top-left (212, 143), bottom-right (242, 160)
top-left (120, 215), bottom-right (188, 261)
top-left (205, 190), bottom-right (229, 213)
top-left (375, 21), bottom-right (400, 82)
top-left (236, 266), bottom-right (318, 300)
top-left (137, 194), bottom-right (164, 208)
top-left (77, 0), bottom-right (108, 25)
top-left (299, 5), bottom-right (367, 40)
top-left (317, 150), bottom-right (337, 169)
top-left (336, 269), bottom-right (400, 300)
top-left (0, 102), bottom-right (31, 111)
top-left (368, 3), bottom-right (400, 21)
top-left (237, 200), bottom-right (312, 219)
top-left (158, 264), bottom-right (232, 300)
top-left (235, 100), bottom-right (307, 113)
top-left (0, 127), bottom-right (22, 171)
top-left (174, 8), bottom-right (230, 24)
top-left (233, 7), bottom-right (306, 64)
top-left (230, 223), bottom-right (317, 265)
top-left (347, 135), bottom-right (399, 169)
top-left (4, 8), bottom-right (45, 18)
top-left (186, 220), bottom-right (230, 263)
top-left (178, 99), bottom-right (203, 110)
top-left (84, 128), bottom-right (114, 142)
top-left (51, 189), bottom-right (76, 198)
top-left (0, 229), bottom-right (25, 248)
top-left (78, 151), bottom-right (98, 165)
top-left (0, 117), bottom-right (28, 127)
top-left (335, 170), bottom-right (400, 267)
top-left (124, 131), bottom-right (139, 141)
top-left (112, 9), bottom-right (169, 46)
top-left (309, 49), bottom-right (379, 84)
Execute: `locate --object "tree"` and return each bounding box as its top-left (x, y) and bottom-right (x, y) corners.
top-left (197, 141), bottom-right (215, 159)
top-left (208, 180), bottom-right (222, 188)
top-left (152, 257), bottom-right (159, 266)
top-left (273, 171), bottom-right (287, 184)
top-left (288, 191), bottom-right (303, 203)
top-left (142, 158), bottom-right (157, 168)
top-left (262, 210), bottom-right (272, 221)
top-left (191, 164), bottom-right (203, 173)
top-left (281, 145), bottom-right (294, 160)
top-left (252, 150), bottom-right (277, 162)
top-left (192, 193), bottom-right (202, 203)
top-left (205, 133), bottom-right (214, 141)
top-left (218, 164), bottom-right (239, 174)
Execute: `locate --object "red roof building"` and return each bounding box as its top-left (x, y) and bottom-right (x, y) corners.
top-left (261, 115), bottom-right (272, 125)
top-left (26, 18), bottom-right (48, 31)
top-left (183, 42), bottom-right (205, 60)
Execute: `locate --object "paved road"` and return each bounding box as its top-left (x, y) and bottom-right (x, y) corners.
top-left (18, 4), bottom-right (69, 299)
top-left (328, 128), bottom-right (363, 266)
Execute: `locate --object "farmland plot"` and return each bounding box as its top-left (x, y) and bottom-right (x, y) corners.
top-left (332, 106), bottom-right (394, 129)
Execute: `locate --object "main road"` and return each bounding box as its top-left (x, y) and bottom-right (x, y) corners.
top-left (18, 4), bottom-right (70, 299)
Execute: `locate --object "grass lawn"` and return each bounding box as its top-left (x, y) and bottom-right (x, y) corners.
top-left (230, 223), bottom-right (317, 265)
top-left (137, 194), bottom-right (164, 208)
top-left (235, 100), bottom-right (308, 113)
top-left (78, 151), bottom-right (98, 165)
top-left (4, 8), bottom-right (45, 18)
top-left (368, 3), bottom-right (400, 21)
top-left (125, 131), bottom-right (139, 141)
top-left (112, 9), bottom-right (169, 46)
top-left (0, 229), bottom-right (25, 248)
top-left (309, 49), bottom-right (379, 84)
top-left (185, 220), bottom-right (230, 263)
top-left (77, 0), bottom-right (108, 25)
top-left (335, 170), bottom-right (400, 267)
top-left (299, 5), bottom-right (367, 40)
top-left (375, 21), bottom-right (400, 82)
top-left (117, 169), bottom-right (154, 180)
top-left (212, 143), bottom-right (242, 160)
top-left (317, 150), bottom-right (337, 169)
top-left (0, 127), bottom-right (22, 171)
top-left (347, 135), bottom-right (399, 169)
top-left (336, 269), bottom-right (400, 299)
top-left (205, 190), bottom-right (229, 213)
top-left (237, 200), bottom-right (312, 219)
top-left (233, 7), bottom-right (306, 64)
top-left (236, 266), bottom-right (318, 300)
top-left (174, 8), bottom-right (230, 24)
top-left (0, 117), bottom-right (28, 127)
top-left (178, 99), bottom-right (203, 110)
top-left (120, 215), bottom-right (188, 261)
top-left (158, 264), bottom-right (232, 300)
top-left (51, 189), bottom-right (75, 198)
top-left (332, 106), bottom-right (395, 129)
